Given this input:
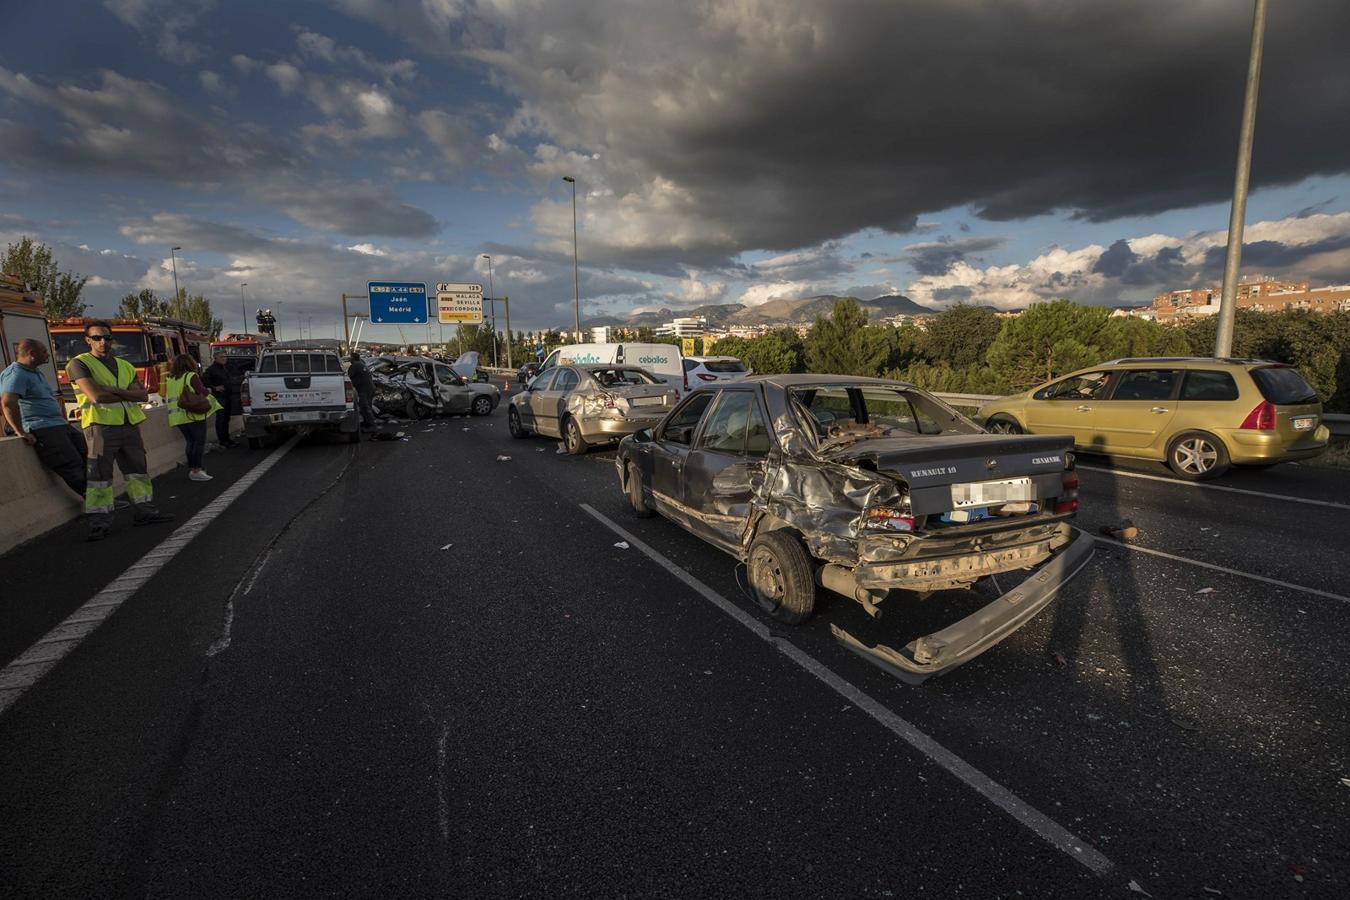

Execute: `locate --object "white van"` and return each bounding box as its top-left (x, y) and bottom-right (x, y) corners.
top-left (538, 343), bottom-right (687, 394)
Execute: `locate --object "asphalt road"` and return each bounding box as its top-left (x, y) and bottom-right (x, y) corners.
top-left (2, 391), bottom-right (1348, 898)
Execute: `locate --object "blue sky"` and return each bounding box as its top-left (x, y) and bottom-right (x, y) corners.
top-left (3, 0), bottom-right (1349, 344)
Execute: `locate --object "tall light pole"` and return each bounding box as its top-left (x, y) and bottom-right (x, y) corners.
top-left (240, 283), bottom-right (248, 335)
top-left (563, 176), bottom-right (580, 339)
top-left (1214, 0), bottom-right (1269, 358)
top-left (482, 253), bottom-right (497, 366)
top-left (170, 246), bottom-right (182, 306)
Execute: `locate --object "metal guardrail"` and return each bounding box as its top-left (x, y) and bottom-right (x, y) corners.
top-left (933, 393), bottom-right (1350, 438)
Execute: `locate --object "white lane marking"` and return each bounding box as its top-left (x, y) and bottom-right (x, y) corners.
top-left (1078, 464), bottom-right (1350, 512)
top-left (435, 720), bottom-right (451, 843)
top-left (0, 435), bottom-right (301, 715)
top-left (1092, 534), bottom-right (1350, 605)
top-left (579, 503), bottom-right (1115, 878)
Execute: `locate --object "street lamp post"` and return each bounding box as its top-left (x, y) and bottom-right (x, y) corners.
top-left (482, 254), bottom-right (497, 367)
top-left (170, 246), bottom-right (182, 306)
top-left (1214, 0), bottom-right (1269, 358)
top-left (563, 176), bottom-right (580, 339)
top-left (240, 283), bottom-right (247, 335)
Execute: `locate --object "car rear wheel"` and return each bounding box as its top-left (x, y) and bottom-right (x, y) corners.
top-left (747, 531), bottom-right (815, 624)
top-left (564, 416), bottom-right (589, 455)
top-left (472, 395), bottom-right (493, 416)
top-left (626, 461), bottom-right (654, 517)
top-left (1167, 431), bottom-right (1230, 480)
top-left (508, 405), bottom-right (529, 438)
top-left (986, 415), bottom-right (1023, 435)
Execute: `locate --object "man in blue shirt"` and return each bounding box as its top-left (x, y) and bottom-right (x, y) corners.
top-left (0, 337), bottom-right (87, 497)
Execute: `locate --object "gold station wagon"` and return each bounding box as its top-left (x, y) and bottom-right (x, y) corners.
top-left (977, 358), bottom-right (1330, 480)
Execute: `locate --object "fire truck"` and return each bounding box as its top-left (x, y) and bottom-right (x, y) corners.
top-left (1, 274), bottom-right (59, 394)
top-left (50, 316), bottom-right (214, 418)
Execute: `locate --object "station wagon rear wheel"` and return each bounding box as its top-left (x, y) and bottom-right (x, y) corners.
top-left (626, 461), bottom-right (653, 517)
top-left (472, 395), bottom-right (492, 416)
top-left (508, 405), bottom-right (529, 438)
top-left (564, 416), bottom-right (589, 455)
top-left (1167, 431), bottom-right (1230, 481)
top-left (986, 415), bottom-right (1023, 435)
top-left (747, 531), bottom-right (815, 624)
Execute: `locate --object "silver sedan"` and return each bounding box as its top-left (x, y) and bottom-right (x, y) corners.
top-left (508, 364), bottom-right (679, 454)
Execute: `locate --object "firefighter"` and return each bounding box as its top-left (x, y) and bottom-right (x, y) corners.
top-left (67, 320), bottom-right (174, 541)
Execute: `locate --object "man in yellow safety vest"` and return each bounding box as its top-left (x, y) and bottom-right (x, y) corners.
top-left (67, 320), bottom-right (174, 541)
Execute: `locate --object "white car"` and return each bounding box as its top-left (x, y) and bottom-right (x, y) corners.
top-left (683, 355), bottom-right (751, 386)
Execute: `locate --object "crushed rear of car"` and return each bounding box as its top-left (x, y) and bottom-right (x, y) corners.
top-left (617, 375), bottom-right (1094, 682)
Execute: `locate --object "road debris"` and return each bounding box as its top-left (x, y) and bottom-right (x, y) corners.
top-left (1126, 880), bottom-right (1152, 897)
top-left (614, 541), bottom-right (630, 550)
top-left (1049, 650), bottom-right (1067, 667)
top-left (1100, 520), bottom-right (1138, 540)
top-left (1195, 587), bottom-right (1215, 595)
top-left (496, 455), bottom-right (512, 461)
top-left (395, 431), bottom-right (406, 438)
top-left (1340, 776), bottom-right (1350, 788)
top-left (440, 544), bottom-right (452, 551)
top-left (1202, 889), bottom-right (1224, 897)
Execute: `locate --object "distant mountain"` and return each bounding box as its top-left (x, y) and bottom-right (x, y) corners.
top-left (580, 294), bottom-right (931, 331)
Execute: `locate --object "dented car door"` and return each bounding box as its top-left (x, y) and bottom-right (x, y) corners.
top-left (681, 388), bottom-right (773, 553)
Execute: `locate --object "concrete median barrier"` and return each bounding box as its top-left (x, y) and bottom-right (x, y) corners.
top-left (0, 408), bottom-right (240, 556)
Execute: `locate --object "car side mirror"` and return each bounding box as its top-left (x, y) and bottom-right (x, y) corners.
top-left (633, 427), bottom-right (653, 443)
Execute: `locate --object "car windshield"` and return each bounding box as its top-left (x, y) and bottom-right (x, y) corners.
top-left (1251, 366), bottom-right (1318, 405)
top-left (589, 367), bottom-right (657, 387)
top-left (789, 384), bottom-right (980, 449)
top-left (53, 331), bottom-right (151, 368)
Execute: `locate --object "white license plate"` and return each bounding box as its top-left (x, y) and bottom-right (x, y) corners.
top-left (951, 477), bottom-right (1033, 508)
top-left (1292, 416), bottom-right (1316, 431)
top-left (631, 396), bottom-right (664, 407)
top-left (280, 412), bottom-right (318, 422)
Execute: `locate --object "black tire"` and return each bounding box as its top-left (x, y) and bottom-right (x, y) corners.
top-left (471, 395), bottom-right (493, 417)
top-left (405, 397), bottom-right (422, 420)
top-left (986, 415), bottom-right (1023, 435)
top-left (1166, 431), bottom-right (1230, 480)
top-left (247, 436), bottom-right (263, 450)
top-left (508, 405), bottom-right (529, 438)
top-left (626, 461), bottom-right (654, 517)
top-left (747, 531), bottom-right (816, 624)
top-left (564, 416), bottom-right (589, 455)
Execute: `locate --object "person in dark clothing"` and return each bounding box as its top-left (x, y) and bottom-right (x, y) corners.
top-left (347, 353), bottom-right (377, 429)
top-left (202, 349), bottom-right (237, 447)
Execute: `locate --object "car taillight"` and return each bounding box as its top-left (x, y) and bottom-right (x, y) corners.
top-left (1240, 400), bottom-right (1276, 430)
top-left (240, 381), bottom-right (251, 409)
top-left (344, 381), bottom-right (354, 404)
top-left (1055, 470), bottom-right (1079, 514)
top-left (697, 373), bottom-right (717, 381)
top-left (863, 506), bottom-right (914, 532)
top-left (602, 392), bottom-right (616, 408)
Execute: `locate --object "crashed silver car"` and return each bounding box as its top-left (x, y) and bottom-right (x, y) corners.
top-left (365, 355), bottom-right (500, 419)
top-left (614, 375), bottom-right (1094, 682)
top-left (509, 363), bottom-right (679, 454)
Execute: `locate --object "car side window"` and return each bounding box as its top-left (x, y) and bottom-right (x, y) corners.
top-left (697, 391), bottom-right (754, 454)
top-left (554, 368), bottom-right (579, 392)
top-left (682, 358), bottom-right (697, 373)
top-left (1181, 370), bottom-right (1239, 401)
top-left (1039, 372), bottom-right (1109, 401)
top-left (531, 369), bottom-right (557, 391)
top-left (662, 391), bottom-right (716, 446)
top-left (435, 365), bottom-right (461, 386)
top-left (1109, 369), bottom-right (1179, 402)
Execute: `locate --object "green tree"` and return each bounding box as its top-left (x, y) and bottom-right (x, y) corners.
top-left (166, 288), bottom-right (224, 338)
top-left (2, 236), bottom-right (89, 318)
top-left (922, 304), bottom-right (1002, 368)
top-left (805, 298), bottom-right (889, 376)
top-left (712, 327), bottom-right (806, 375)
top-left (985, 300), bottom-right (1120, 389)
top-left (118, 288), bottom-right (170, 319)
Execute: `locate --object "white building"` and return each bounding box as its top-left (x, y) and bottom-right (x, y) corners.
top-left (655, 316), bottom-right (707, 338)
top-left (590, 326), bottom-right (613, 343)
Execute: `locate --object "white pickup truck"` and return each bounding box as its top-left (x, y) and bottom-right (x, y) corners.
top-left (241, 345), bottom-right (359, 448)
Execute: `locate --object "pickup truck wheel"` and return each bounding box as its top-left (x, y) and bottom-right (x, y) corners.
top-left (1167, 430), bottom-right (1230, 480)
top-left (247, 436), bottom-right (263, 450)
top-left (508, 405), bottom-right (529, 438)
top-left (626, 461), bottom-right (654, 517)
top-left (986, 415), bottom-right (1023, 435)
top-left (471, 395), bottom-right (493, 416)
top-left (564, 416), bottom-right (589, 455)
top-left (747, 531), bottom-right (815, 624)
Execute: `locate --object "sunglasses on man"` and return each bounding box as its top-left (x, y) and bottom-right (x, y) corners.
top-left (88, 334), bottom-right (112, 341)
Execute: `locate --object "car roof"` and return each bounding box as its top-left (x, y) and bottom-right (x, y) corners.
top-left (1096, 356), bottom-right (1280, 369)
top-left (746, 373), bottom-right (919, 389)
top-left (687, 355), bottom-right (741, 362)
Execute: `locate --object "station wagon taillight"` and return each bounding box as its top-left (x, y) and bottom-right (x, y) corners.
top-left (1055, 471), bottom-right (1079, 514)
top-left (1239, 400), bottom-right (1277, 431)
top-left (344, 381), bottom-right (355, 404)
top-left (697, 373), bottom-right (717, 381)
top-left (240, 380), bottom-right (251, 409)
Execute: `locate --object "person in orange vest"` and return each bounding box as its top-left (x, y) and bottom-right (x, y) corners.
top-left (67, 320), bottom-right (174, 541)
top-left (164, 353), bottom-right (222, 482)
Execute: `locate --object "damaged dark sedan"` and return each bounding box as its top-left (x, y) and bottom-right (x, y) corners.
top-left (614, 375), bottom-right (1094, 682)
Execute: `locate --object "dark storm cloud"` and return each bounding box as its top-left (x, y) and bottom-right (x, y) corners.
top-left (1092, 239), bottom-right (1188, 286)
top-left (357, 0), bottom-right (1350, 264)
top-left (1200, 233), bottom-right (1350, 278)
top-left (896, 236), bottom-right (1007, 277)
